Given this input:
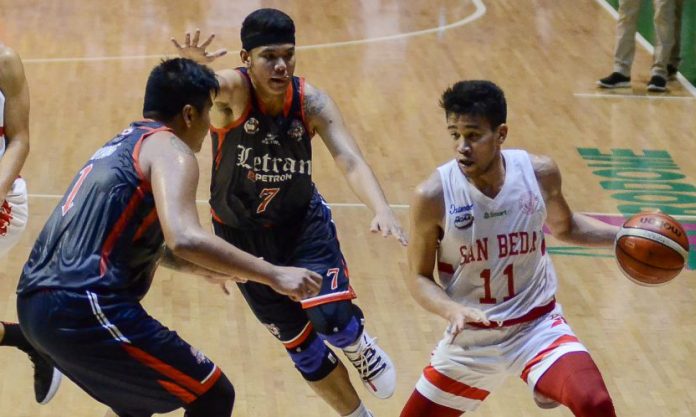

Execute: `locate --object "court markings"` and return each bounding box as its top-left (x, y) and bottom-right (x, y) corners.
top-left (22, 0), bottom-right (486, 64)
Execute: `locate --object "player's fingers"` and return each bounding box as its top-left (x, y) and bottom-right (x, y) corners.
top-left (192, 29), bottom-right (201, 46)
top-left (200, 34), bottom-right (216, 48)
top-left (209, 48), bottom-right (227, 58)
top-left (170, 38), bottom-right (183, 49)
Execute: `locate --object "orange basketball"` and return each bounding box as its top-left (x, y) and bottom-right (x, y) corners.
top-left (614, 212), bottom-right (689, 286)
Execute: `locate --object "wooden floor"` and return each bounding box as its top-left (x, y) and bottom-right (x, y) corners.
top-left (1, 0), bottom-right (696, 416)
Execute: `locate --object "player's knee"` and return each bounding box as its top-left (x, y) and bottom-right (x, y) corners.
top-left (287, 333), bottom-right (339, 381)
top-left (571, 387), bottom-right (615, 417)
top-left (185, 373), bottom-right (235, 417)
top-left (308, 302), bottom-right (364, 348)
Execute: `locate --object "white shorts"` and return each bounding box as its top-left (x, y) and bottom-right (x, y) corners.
top-left (415, 303), bottom-right (587, 412)
top-left (0, 177), bottom-right (28, 257)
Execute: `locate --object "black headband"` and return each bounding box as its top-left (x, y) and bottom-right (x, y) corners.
top-left (242, 32), bottom-right (295, 51)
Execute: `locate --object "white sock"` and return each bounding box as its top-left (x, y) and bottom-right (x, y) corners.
top-left (344, 401), bottom-right (373, 417)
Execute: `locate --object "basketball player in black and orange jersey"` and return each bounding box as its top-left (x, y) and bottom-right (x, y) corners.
top-left (171, 9), bottom-right (407, 417)
top-left (16, 58), bottom-right (321, 417)
top-left (0, 43), bottom-right (62, 406)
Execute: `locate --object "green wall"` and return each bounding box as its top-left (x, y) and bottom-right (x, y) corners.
top-left (606, 0), bottom-right (696, 86)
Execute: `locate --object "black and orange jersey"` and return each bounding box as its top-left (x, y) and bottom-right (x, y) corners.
top-left (209, 68), bottom-right (314, 229)
top-left (18, 120), bottom-right (169, 300)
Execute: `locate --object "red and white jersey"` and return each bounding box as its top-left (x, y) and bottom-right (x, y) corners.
top-left (0, 90), bottom-right (6, 159)
top-left (436, 149), bottom-right (557, 323)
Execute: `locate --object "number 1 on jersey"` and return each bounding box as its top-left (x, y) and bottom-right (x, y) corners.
top-left (257, 188), bottom-right (280, 214)
top-left (62, 164), bottom-right (94, 216)
top-left (479, 264), bottom-right (515, 304)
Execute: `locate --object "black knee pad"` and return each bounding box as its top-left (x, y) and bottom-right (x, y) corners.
top-left (185, 373), bottom-right (235, 417)
top-left (287, 332), bottom-right (339, 381)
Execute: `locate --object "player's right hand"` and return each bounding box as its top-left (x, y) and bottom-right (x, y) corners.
top-left (171, 29), bottom-right (227, 63)
top-left (445, 305), bottom-right (489, 343)
top-left (270, 266), bottom-right (323, 302)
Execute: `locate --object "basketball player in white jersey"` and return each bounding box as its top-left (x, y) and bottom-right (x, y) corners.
top-left (0, 43), bottom-right (62, 405)
top-left (400, 80), bottom-right (620, 417)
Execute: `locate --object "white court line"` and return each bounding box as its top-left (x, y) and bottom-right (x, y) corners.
top-left (27, 193), bottom-right (410, 208)
top-left (593, 0), bottom-right (696, 98)
top-left (23, 0), bottom-right (486, 64)
top-left (23, 194), bottom-right (696, 221)
top-left (574, 92), bottom-right (695, 101)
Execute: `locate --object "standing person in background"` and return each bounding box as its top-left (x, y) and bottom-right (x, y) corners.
top-left (0, 43), bottom-right (62, 406)
top-left (172, 8), bottom-right (408, 417)
top-left (401, 80), bottom-right (619, 417)
top-left (597, 0), bottom-right (683, 92)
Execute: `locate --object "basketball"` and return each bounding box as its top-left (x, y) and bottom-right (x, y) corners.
top-left (614, 212), bottom-right (690, 286)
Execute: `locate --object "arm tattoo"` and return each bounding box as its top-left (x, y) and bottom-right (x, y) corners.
top-left (169, 136), bottom-right (194, 156)
top-left (304, 90), bottom-right (328, 117)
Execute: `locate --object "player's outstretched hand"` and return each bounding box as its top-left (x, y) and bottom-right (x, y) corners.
top-left (370, 209), bottom-right (408, 246)
top-left (270, 266), bottom-right (322, 302)
top-left (171, 29), bottom-right (227, 63)
top-left (445, 305), bottom-right (489, 343)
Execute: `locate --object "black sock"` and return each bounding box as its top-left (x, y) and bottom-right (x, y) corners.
top-left (0, 322), bottom-right (33, 352)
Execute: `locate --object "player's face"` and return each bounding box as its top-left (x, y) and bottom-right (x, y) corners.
top-left (246, 44), bottom-right (296, 96)
top-left (447, 113), bottom-right (506, 178)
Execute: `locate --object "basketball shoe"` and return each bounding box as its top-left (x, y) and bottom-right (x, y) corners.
top-left (597, 72), bottom-right (631, 88)
top-left (26, 348), bottom-right (62, 404)
top-left (344, 331), bottom-right (395, 399)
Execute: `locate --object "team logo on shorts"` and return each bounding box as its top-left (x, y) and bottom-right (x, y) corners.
top-left (264, 323), bottom-right (281, 339)
top-left (519, 192), bottom-right (541, 215)
top-left (244, 117), bottom-right (260, 135)
top-left (287, 119), bottom-right (306, 141)
top-left (0, 201), bottom-right (12, 236)
top-left (189, 347), bottom-right (210, 365)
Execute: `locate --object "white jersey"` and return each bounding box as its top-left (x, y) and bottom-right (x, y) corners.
top-left (0, 89), bottom-right (6, 159)
top-left (436, 149), bottom-right (557, 323)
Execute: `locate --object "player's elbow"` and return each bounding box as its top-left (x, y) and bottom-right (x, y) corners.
top-left (165, 229), bottom-right (206, 258)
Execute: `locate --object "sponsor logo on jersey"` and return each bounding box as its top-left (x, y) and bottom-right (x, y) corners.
top-left (287, 119), bottom-right (306, 141)
top-left (449, 203), bottom-right (473, 214)
top-left (261, 132), bottom-right (280, 146)
top-left (454, 213), bottom-right (474, 229)
top-left (484, 209), bottom-right (507, 219)
top-left (244, 117), bottom-right (260, 134)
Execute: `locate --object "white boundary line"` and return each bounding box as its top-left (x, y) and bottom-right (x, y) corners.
top-left (574, 92), bottom-right (695, 101)
top-left (21, 194), bottom-right (696, 221)
top-left (592, 0), bottom-right (696, 98)
top-left (23, 0), bottom-right (486, 64)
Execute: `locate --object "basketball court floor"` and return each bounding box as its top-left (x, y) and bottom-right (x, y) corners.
top-left (1, 1), bottom-right (695, 416)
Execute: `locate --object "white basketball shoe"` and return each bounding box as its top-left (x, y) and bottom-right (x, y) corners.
top-left (343, 331), bottom-right (395, 399)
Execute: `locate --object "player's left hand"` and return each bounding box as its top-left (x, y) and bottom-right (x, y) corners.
top-left (370, 210), bottom-right (408, 246)
top-left (171, 29), bottom-right (227, 63)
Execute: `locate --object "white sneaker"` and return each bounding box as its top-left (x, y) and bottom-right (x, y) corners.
top-left (343, 331), bottom-right (395, 399)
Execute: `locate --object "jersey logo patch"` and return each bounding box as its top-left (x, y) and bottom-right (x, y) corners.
top-left (244, 117), bottom-right (260, 135)
top-left (262, 132), bottom-right (280, 146)
top-left (519, 192), bottom-right (542, 215)
top-left (287, 119), bottom-right (306, 141)
top-left (454, 213), bottom-right (474, 229)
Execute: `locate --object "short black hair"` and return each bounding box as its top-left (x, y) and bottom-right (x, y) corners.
top-left (143, 58), bottom-right (219, 121)
top-left (240, 8), bottom-right (295, 50)
top-left (439, 80), bottom-right (507, 129)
